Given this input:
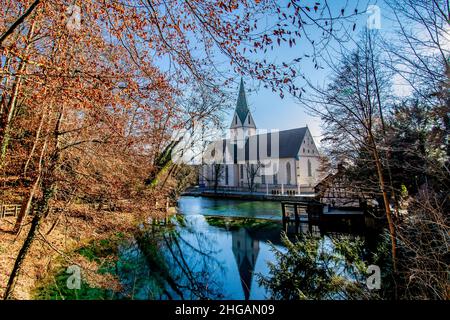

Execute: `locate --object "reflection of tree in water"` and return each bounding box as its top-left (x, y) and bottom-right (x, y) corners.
top-left (117, 217), bottom-right (225, 300)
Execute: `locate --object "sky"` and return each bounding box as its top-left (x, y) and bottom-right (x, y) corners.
top-left (221, 0), bottom-right (397, 148)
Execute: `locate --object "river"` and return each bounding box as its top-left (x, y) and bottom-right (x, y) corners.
top-left (111, 196), bottom-right (383, 300)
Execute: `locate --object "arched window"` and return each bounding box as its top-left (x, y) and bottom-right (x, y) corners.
top-left (248, 115), bottom-right (251, 124)
top-left (307, 159), bottom-right (312, 177)
top-left (286, 162), bottom-right (291, 185)
top-left (235, 116), bottom-right (238, 125)
top-left (273, 163), bottom-right (278, 185)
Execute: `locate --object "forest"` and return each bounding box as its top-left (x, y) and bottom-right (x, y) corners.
top-left (0, 0), bottom-right (448, 300)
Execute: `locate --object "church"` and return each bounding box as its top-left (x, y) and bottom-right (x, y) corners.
top-left (199, 79), bottom-right (322, 194)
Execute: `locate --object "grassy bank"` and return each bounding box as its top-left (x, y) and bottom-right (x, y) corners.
top-left (0, 204), bottom-right (144, 299)
top-left (205, 216), bottom-right (281, 231)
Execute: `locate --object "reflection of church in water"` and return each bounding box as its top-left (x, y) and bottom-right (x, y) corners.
top-left (231, 228), bottom-right (260, 300)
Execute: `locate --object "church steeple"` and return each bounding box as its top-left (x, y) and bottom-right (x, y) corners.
top-left (230, 78), bottom-right (256, 137)
top-left (235, 78), bottom-right (249, 124)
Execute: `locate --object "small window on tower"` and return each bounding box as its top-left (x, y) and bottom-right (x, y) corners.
top-left (248, 116), bottom-right (250, 124)
top-left (235, 116), bottom-right (237, 125)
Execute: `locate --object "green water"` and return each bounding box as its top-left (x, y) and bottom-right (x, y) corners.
top-left (177, 196), bottom-right (282, 220)
top-left (36, 196), bottom-right (386, 300)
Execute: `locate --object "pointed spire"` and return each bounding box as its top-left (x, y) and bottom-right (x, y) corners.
top-left (235, 78), bottom-right (249, 124)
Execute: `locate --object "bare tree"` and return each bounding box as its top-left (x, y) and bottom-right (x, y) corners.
top-left (300, 30), bottom-right (398, 270)
top-left (384, 0), bottom-right (449, 158)
top-left (245, 161), bottom-right (262, 193)
top-left (211, 163), bottom-right (224, 194)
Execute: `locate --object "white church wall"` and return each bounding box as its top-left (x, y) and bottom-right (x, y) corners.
top-left (296, 156), bottom-right (321, 187)
top-left (298, 128), bottom-right (319, 157)
top-left (272, 158), bottom-right (296, 186)
top-left (294, 128), bottom-right (321, 187)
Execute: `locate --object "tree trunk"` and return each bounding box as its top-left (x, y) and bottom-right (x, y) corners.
top-left (23, 103), bottom-right (48, 177)
top-left (369, 132), bottom-right (397, 271)
top-left (3, 105), bottom-right (63, 299)
top-left (0, 0), bottom-right (41, 47)
top-left (3, 212), bottom-right (42, 299)
top-left (0, 20), bottom-right (36, 170)
top-left (13, 109), bottom-right (50, 234)
top-left (368, 33), bottom-right (400, 218)
top-left (0, 55), bottom-right (12, 117)
top-left (12, 179), bottom-right (39, 235)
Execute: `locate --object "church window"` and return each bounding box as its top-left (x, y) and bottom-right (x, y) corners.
top-left (240, 164), bottom-right (243, 177)
top-left (235, 116), bottom-right (237, 125)
top-left (225, 165), bottom-right (229, 185)
top-left (272, 163), bottom-right (278, 184)
top-left (286, 162), bottom-right (291, 185)
top-left (262, 174), bottom-right (265, 184)
top-left (308, 159), bottom-right (312, 177)
top-left (308, 149), bottom-right (310, 153)
top-left (248, 116), bottom-right (250, 124)
top-left (303, 148), bottom-right (305, 153)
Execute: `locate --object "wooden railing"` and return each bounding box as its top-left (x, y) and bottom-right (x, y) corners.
top-left (0, 203), bottom-right (22, 219)
top-left (197, 184), bottom-right (315, 195)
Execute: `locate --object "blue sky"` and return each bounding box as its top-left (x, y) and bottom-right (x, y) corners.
top-left (222, 0), bottom-right (396, 147)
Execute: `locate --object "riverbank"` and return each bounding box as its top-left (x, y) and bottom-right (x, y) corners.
top-left (0, 203), bottom-right (148, 299)
top-left (31, 214), bottom-right (286, 300)
top-left (181, 190), bottom-right (316, 202)
top-left (1, 196), bottom-right (387, 300)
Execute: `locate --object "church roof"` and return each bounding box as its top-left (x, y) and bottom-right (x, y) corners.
top-left (235, 78), bottom-right (250, 124)
top-left (276, 127), bottom-right (308, 158)
top-left (218, 127), bottom-right (309, 162)
top-left (247, 127), bottom-right (308, 159)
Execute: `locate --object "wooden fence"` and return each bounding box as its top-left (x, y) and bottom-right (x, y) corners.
top-left (0, 203), bottom-right (22, 219)
top-left (197, 184), bottom-right (315, 195)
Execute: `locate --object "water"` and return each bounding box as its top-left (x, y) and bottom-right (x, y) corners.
top-left (114, 196), bottom-right (381, 300)
top-left (177, 196), bottom-right (282, 220)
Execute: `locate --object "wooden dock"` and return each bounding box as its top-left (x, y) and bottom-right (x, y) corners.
top-left (281, 201), bottom-right (365, 223)
top-left (281, 201), bottom-right (322, 223)
top-left (281, 201), bottom-right (372, 235)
